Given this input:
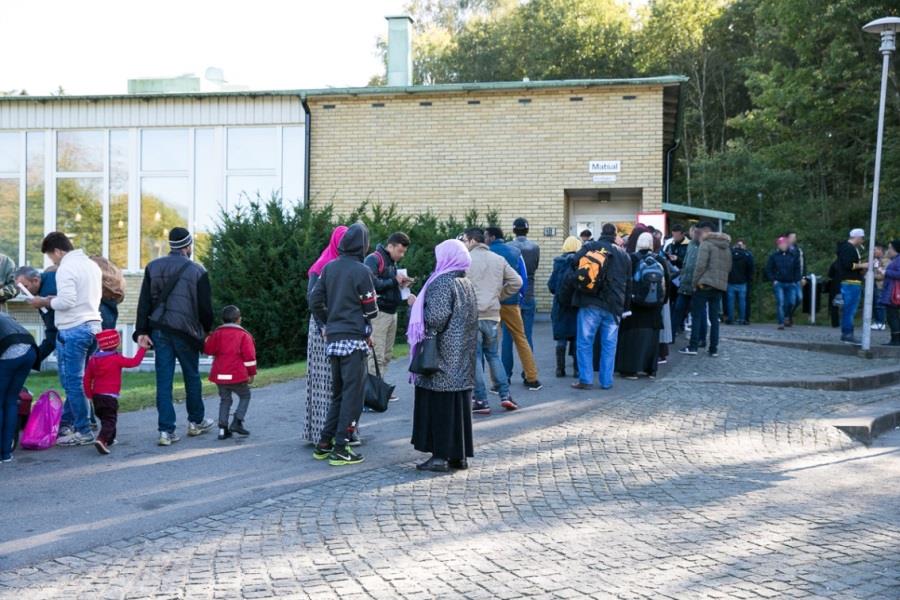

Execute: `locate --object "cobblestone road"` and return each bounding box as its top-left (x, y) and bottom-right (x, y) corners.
top-left (2, 372), bottom-right (899, 599)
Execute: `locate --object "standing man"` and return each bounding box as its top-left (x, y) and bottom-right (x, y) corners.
top-left (364, 232), bottom-right (415, 392)
top-left (462, 227), bottom-right (522, 414)
top-left (785, 231), bottom-right (805, 325)
top-left (872, 243), bottom-right (887, 331)
top-left (26, 232), bottom-right (102, 446)
top-left (680, 222), bottom-right (731, 357)
top-left (486, 226), bottom-right (542, 391)
top-left (508, 217), bottom-right (540, 355)
top-left (835, 228), bottom-right (868, 345)
top-left (765, 237), bottom-right (802, 330)
top-left (579, 229), bottom-right (593, 244)
top-left (13, 266), bottom-right (57, 367)
top-left (571, 223), bottom-right (631, 391)
top-left (0, 252), bottom-right (18, 313)
top-left (726, 240), bottom-right (754, 325)
top-left (134, 227), bottom-right (215, 446)
top-left (673, 225), bottom-right (702, 337)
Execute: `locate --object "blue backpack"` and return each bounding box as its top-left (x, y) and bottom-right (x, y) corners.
top-left (631, 254), bottom-right (666, 307)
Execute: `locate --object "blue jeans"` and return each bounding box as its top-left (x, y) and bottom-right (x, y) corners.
top-left (690, 288), bottom-right (722, 353)
top-left (773, 282), bottom-right (798, 325)
top-left (474, 320), bottom-right (509, 400)
top-left (152, 330), bottom-right (204, 434)
top-left (0, 348), bottom-right (36, 459)
top-left (873, 291), bottom-right (886, 325)
top-left (502, 296), bottom-right (535, 379)
top-left (840, 282), bottom-right (862, 336)
top-left (58, 321), bottom-right (100, 435)
top-left (577, 305), bottom-right (619, 389)
top-left (727, 283), bottom-right (748, 323)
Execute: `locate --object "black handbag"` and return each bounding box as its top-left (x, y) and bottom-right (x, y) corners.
top-left (364, 351), bottom-right (394, 413)
top-left (408, 330), bottom-right (441, 375)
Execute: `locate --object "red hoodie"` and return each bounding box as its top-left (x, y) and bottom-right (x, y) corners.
top-left (203, 324), bottom-right (257, 385)
top-left (83, 347), bottom-right (147, 399)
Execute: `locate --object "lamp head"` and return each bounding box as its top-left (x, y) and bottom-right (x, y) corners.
top-left (863, 16), bottom-right (900, 35)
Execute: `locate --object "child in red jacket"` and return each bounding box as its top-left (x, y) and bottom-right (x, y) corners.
top-left (83, 329), bottom-right (146, 455)
top-left (204, 305), bottom-right (257, 440)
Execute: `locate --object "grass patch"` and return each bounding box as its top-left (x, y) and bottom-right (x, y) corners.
top-left (24, 343), bottom-right (409, 414)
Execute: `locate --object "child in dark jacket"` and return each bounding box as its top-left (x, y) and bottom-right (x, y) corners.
top-left (83, 329), bottom-right (146, 455)
top-left (204, 305), bottom-right (257, 440)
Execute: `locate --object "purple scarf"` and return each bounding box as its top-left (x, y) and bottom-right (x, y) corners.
top-left (406, 239), bottom-right (472, 360)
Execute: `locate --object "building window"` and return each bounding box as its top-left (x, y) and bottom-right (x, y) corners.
top-left (0, 179), bottom-right (18, 261)
top-left (57, 131), bottom-right (104, 172)
top-left (141, 129), bottom-right (189, 172)
top-left (141, 177), bottom-right (190, 265)
top-left (25, 132), bottom-right (45, 266)
top-left (109, 130), bottom-right (129, 267)
top-left (56, 178), bottom-right (103, 256)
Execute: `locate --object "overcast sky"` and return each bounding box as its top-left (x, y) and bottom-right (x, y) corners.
top-left (2, 0), bottom-right (408, 95)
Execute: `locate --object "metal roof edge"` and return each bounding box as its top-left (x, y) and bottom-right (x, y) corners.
top-left (662, 202), bottom-right (736, 222)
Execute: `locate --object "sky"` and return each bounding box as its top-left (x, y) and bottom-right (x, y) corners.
top-left (1, 0), bottom-right (409, 96)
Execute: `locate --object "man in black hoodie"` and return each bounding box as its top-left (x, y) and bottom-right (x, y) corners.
top-left (309, 222), bottom-right (378, 466)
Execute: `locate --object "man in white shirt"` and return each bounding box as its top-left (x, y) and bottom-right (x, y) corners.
top-left (29, 232), bottom-right (102, 446)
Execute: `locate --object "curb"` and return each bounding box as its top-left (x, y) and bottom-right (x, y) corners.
top-left (727, 336), bottom-right (900, 359)
top-left (820, 402), bottom-right (900, 446)
top-left (688, 364), bottom-right (900, 392)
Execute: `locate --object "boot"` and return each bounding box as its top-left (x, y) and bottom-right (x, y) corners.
top-left (572, 354), bottom-right (579, 379)
top-left (217, 423), bottom-right (232, 440)
top-left (229, 418), bottom-right (250, 436)
top-left (555, 347), bottom-right (566, 377)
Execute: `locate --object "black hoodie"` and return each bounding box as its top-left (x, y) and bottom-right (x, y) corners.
top-left (309, 223), bottom-right (378, 342)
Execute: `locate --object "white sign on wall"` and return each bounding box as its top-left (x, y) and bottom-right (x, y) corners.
top-left (592, 175), bottom-right (617, 183)
top-left (588, 160), bottom-right (621, 174)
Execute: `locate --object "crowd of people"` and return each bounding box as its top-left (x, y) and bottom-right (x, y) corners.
top-left (3, 216), bottom-right (900, 469)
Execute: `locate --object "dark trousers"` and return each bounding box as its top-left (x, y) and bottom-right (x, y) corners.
top-left (321, 350), bottom-right (367, 447)
top-left (0, 349), bottom-right (35, 460)
top-left (217, 382), bottom-right (251, 425)
top-left (93, 393), bottom-right (119, 445)
top-left (886, 306), bottom-right (900, 338)
top-left (690, 288), bottom-right (722, 353)
top-left (673, 293), bottom-right (692, 334)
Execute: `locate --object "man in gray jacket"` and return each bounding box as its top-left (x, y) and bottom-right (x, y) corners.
top-left (462, 228), bottom-right (522, 414)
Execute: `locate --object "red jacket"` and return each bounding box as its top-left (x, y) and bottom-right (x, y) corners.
top-left (204, 324), bottom-right (257, 385)
top-left (83, 347), bottom-right (147, 399)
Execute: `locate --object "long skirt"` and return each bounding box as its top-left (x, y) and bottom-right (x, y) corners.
top-left (659, 300), bottom-right (674, 345)
top-left (616, 327), bottom-right (661, 376)
top-left (411, 387), bottom-right (474, 461)
top-left (303, 317), bottom-right (332, 444)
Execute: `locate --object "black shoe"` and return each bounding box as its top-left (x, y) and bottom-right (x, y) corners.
top-left (328, 445), bottom-right (364, 466)
top-left (571, 381), bottom-right (594, 390)
top-left (416, 456), bottom-right (449, 472)
top-left (313, 440), bottom-right (334, 460)
top-left (448, 458), bottom-right (468, 470)
top-left (229, 418), bottom-right (250, 436)
top-left (525, 379), bottom-right (543, 391)
top-left (348, 430), bottom-right (362, 447)
top-left (678, 347), bottom-right (698, 356)
top-left (217, 425), bottom-right (232, 440)
top-left (472, 399), bottom-right (492, 415)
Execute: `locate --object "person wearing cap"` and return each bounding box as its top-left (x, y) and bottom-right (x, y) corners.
top-left (83, 330), bottom-right (147, 454)
top-left (27, 232), bottom-right (103, 447)
top-left (765, 237), bottom-right (802, 330)
top-left (134, 227), bottom-right (215, 446)
top-left (506, 218), bottom-right (541, 372)
top-left (835, 228), bottom-right (869, 344)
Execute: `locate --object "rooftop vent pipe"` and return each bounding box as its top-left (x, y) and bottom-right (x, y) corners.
top-left (386, 15), bottom-right (414, 86)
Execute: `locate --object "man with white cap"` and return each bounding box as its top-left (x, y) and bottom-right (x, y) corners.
top-left (835, 228), bottom-right (869, 344)
top-left (134, 227), bottom-right (215, 445)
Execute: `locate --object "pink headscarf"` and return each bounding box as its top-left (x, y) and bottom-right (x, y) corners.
top-left (308, 226), bottom-right (349, 277)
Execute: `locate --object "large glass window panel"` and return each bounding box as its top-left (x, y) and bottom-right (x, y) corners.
top-left (56, 178), bottom-right (103, 255)
top-left (25, 132), bottom-right (44, 266)
top-left (141, 129), bottom-right (189, 172)
top-left (227, 127), bottom-right (277, 170)
top-left (193, 129), bottom-right (219, 264)
top-left (0, 132), bottom-right (18, 173)
top-left (227, 175), bottom-right (278, 212)
top-left (0, 179), bottom-right (19, 261)
top-left (109, 130), bottom-right (129, 267)
top-left (282, 126), bottom-right (304, 205)
top-left (57, 131), bottom-right (104, 172)
top-left (141, 177), bottom-right (189, 265)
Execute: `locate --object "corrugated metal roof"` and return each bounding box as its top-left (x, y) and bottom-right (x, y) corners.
top-left (0, 76), bottom-right (687, 103)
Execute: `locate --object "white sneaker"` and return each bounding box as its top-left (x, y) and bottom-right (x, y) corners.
top-left (188, 418), bottom-right (215, 436)
top-left (57, 431), bottom-right (95, 447)
top-left (158, 431), bottom-right (181, 446)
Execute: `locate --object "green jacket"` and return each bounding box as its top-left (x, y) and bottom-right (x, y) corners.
top-left (0, 254), bottom-right (18, 311)
top-left (678, 241), bottom-right (701, 296)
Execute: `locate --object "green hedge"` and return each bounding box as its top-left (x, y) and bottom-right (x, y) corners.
top-left (206, 194), bottom-right (497, 367)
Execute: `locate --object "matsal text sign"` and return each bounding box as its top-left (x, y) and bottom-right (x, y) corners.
top-left (588, 160), bottom-right (621, 174)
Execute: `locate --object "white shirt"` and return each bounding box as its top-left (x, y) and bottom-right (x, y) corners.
top-left (50, 249), bottom-right (102, 330)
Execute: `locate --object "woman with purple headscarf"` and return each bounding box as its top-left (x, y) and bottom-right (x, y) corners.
top-left (408, 239), bottom-right (478, 472)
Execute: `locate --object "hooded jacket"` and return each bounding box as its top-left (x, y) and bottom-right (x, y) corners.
top-left (693, 232), bottom-right (733, 292)
top-left (204, 323), bottom-right (258, 385)
top-left (309, 223), bottom-right (378, 342)
top-left (729, 247), bottom-right (755, 285)
top-left (467, 243), bottom-right (522, 321)
top-left (364, 244), bottom-right (402, 314)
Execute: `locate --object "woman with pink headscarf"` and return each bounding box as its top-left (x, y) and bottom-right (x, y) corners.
top-left (408, 239), bottom-right (478, 472)
top-left (303, 225), bottom-right (348, 444)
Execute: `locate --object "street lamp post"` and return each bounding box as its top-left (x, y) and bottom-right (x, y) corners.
top-left (860, 16), bottom-right (900, 353)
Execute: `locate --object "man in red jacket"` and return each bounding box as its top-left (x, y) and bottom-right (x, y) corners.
top-left (203, 305), bottom-right (257, 440)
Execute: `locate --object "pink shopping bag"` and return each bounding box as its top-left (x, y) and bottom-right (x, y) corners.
top-left (20, 391), bottom-right (64, 450)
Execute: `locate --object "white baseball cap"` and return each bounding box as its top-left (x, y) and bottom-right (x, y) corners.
top-left (849, 228), bottom-right (865, 238)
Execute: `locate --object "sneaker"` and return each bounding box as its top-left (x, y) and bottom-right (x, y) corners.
top-left (679, 347), bottom-right (698, 356)
top-left (500, 396), bottom-right (519, 411)
top-left (709, 350), bottom-right (719, 358)
top-left (313, 441), bottom-right (334, 460)
top-left (94, 439), bottom-right (110, 455)
top-left (623, 375), bottom-right (639, 380)
top-left (348, 430), bottom-right (362, 447)
top-left (389, 393), bottom-right (399, 402)
top-left (524, 379), bottom-right (543, 391)
top-left (57, 431), bottom-right (95, 447)
top-left (158, 431), bottom-right (180, 446)
top-left (0, 456), bottom-right (12, 463)
top-left (328, 445), bottom-right (364, 466)
top-left (217, 427), bottom-right (232, 440)
top-left (571, 381), bottom-right (594, 390)
top-left (657, 358), bottom-right (668, 365)
top-left (472, 399), bottom-right (492, 415)
top-left (188, 418), bottom-right (215, 436)
top-left (58, 425), bottom-right (74, 438)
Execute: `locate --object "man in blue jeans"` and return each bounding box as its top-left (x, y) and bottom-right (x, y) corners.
top-left (835, 228), bottom-right (869, 345)
top-left (134, 228), bottom-right (215, 446)
top-left (28, 232), bottom-right (103, 446)
top-left (680, 222), bottom-right (732, 357)
top-left (507, 218), bottom-right (540, 366)
top-left (570, 224), bottom-right (631, 391)
top-left (765, 236), bottom-right (802, 330)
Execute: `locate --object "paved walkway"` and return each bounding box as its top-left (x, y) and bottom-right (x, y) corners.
top-left (2, 323), bottom-right (900, 599)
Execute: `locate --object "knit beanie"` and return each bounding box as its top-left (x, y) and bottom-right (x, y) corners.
top-left (636, 232), bottom-right (654, 251)
top-left (169, 227), bottom-right (193, 249)
top-left (95, 329), bottom-right (120, 351)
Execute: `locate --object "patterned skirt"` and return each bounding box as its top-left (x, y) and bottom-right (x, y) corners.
top-left (303, 317), bottom-right (333, 444)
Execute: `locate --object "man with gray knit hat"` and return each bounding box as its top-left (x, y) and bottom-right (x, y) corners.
top-left (134, 226), bottom-right (215, 446)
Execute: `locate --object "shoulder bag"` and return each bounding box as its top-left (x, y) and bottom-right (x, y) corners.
top-left (149, 261), bottom-right (193, 325)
